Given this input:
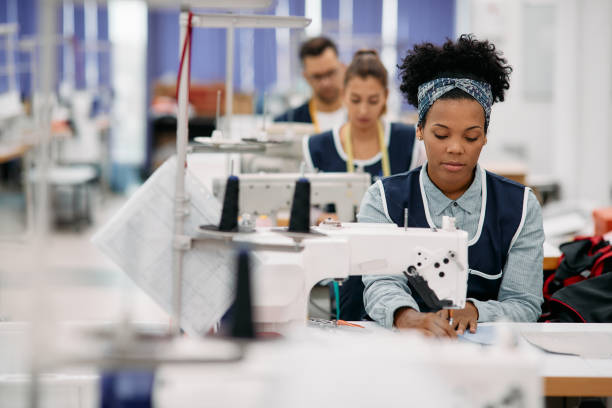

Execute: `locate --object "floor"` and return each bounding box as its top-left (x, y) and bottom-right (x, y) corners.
top-left (0, 185), bottom-right (169, 326)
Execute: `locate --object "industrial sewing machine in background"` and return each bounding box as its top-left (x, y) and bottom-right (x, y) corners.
top-left (211, 172), bottom-right (371, 223)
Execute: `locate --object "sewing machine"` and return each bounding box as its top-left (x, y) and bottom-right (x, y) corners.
top-left (198, 218), bottom-right (469, 330)
top-left (212, 172), bottom-right (371, 222)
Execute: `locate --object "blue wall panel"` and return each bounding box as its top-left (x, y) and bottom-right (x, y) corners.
top-left (397, 0), bottom-right (455, 55)
top-left (322, 0), bottom-right (339, 21)
top-left (0, 1), bottom-right (7, 93)
top-left (289, 0), bottom-right (304, 16)
top-left (16, 0), bottom-right (36, 35)
top-left (147, 10), bottom-right (179, 82)
top-left (147, 10), bottom-right (237, 87)
top-left (73, 5), bottom-right (86, 89)
top-left (253, 28), bottom-right (277, 92)
top-left (397, 0), bottom-right (455, 110)
top-left (322, 0), bottom-right (339, 35)
top-left (0, 1), bottom-right (8, 22)
top-left (19, 0), bottom-right (34, 96)
top-left (0, 0), bottom-right (39, 96)
top-left (252, 6), bottom-right (277, 93)
top-left (191, 28), bottom-right (226, 83)
top-left (353, 0), bottom-right (382, 36)
top-left (97, 7), bottom-right (110, 87)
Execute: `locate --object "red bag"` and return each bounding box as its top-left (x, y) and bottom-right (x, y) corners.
top-left (541, 236), bottom-right (612, 322)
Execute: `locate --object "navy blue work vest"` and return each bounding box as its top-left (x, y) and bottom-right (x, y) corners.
top-left (381, 166), bottom-right (528, 308)
top-left (305, 122), bottom-right (416, 182)
top-left (274, 101), bottom-right (312, 123)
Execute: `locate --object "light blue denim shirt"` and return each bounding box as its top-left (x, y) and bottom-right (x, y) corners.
top-left (359, 164), bottom-right (545, 329)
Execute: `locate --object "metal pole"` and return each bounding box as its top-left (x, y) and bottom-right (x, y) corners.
top-left (172, 10), bottom-right (190, 336)
top-left (29, 4), bottom-right (57, 407)
top-left (5, 25), bottom-right (17, 92)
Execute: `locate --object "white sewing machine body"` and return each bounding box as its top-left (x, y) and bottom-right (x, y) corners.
top-left (217, 221), bottom-right (469, 329)
top-left (212, 172), bottom-right (371, 222)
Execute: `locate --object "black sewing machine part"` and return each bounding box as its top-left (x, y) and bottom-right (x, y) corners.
top-left (403, 266), bottom-right (453, 311)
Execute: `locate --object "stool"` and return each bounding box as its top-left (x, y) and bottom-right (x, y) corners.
top-left (29, 165), bottom-right (97, 231)
top-left (49, 166), bottom-right (96, 230)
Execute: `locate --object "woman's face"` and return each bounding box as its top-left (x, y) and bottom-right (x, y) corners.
top-left (417, 98), bottom-right (487, 197)
top-left (343, 76), bottom-right (388, 130)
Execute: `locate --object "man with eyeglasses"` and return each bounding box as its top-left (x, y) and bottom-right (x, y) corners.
top-left (275, 36), bottom-right (346, 133)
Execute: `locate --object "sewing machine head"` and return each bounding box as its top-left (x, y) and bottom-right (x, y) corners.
top-left (222, 219), bottom-right (468, 330)
top-left (212, 172), bottom-right (371, 223)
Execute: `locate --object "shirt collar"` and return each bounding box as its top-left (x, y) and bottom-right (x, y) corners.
top-left (421, 163), bottom-right (482, 216)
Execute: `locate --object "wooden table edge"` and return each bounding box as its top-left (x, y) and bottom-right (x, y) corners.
top-left (545, 376), bottom-right (612, 396)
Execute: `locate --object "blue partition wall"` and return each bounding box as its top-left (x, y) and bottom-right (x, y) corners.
top-left (145, 0), bottom-right (454, 105)
top-left (397, 0), bottom-right (455, 56)
top-left (0, 0), bottom-right (110, 98)
top-left (0, 0), bottom-right (38, 96)
top-left (0, 0), bottom-right (454, 103)
top-left (396, 0), bottom-right (455, 110)
top-left (354, 0), bottom-right (383, 36)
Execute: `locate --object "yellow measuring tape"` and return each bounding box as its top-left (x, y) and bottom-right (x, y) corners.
top-left (344, 121), bottom-right (390, 177)
top-left (308, 99), bottom-right (320, 134)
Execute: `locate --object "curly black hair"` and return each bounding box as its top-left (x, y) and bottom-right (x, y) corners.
top-left (398, 34), bottom-right (512, 108)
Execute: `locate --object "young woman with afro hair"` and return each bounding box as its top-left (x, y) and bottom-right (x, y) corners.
top-left (359, 35), bottom-right (545, 338)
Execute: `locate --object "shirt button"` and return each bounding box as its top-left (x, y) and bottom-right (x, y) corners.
top-left (453, 202), bottom-right (458, 207)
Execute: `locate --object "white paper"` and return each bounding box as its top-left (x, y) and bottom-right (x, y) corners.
top-left (92, 157), bottom-right (236, 335)
top-left (458, 325), bottom-right (497, 345)
top-left (521, 331), bottom-right (612, 359)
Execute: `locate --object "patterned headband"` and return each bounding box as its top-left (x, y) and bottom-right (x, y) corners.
top-left (417, 77), bottom-right (493, 129)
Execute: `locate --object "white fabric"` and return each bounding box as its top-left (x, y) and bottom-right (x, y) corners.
top-left (315, 107), bottom-right (346, 132)
top-left (92, 157), bottom-right (237, 335)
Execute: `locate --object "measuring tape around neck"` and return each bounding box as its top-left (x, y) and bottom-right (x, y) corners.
top-left (344, 120), bottom-right (390, 177)
top-left (308, 99), bottom-right (320, 133)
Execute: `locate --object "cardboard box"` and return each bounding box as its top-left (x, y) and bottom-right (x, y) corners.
top-left (152, 81), bottom-right (253, 116)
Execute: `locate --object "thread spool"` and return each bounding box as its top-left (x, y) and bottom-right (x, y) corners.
top-left (288, 177), bottom-right (311, 233)
top-left (219, 175), bottom-right (239, 232)
top-left (231, 248), bottom-right (255, 339)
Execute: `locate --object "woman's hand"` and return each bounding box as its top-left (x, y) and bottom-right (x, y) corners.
top-left (437, 302), bottom-right (479, 335)
top-left (394, 307), bottom-right (456, 338)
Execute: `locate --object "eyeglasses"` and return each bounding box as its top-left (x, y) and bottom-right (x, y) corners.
top-left (307, 68), bottom-right (339, 83)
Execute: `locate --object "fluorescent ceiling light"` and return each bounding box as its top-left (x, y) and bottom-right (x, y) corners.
top-left (187, 13), bottom-right (311, 29)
